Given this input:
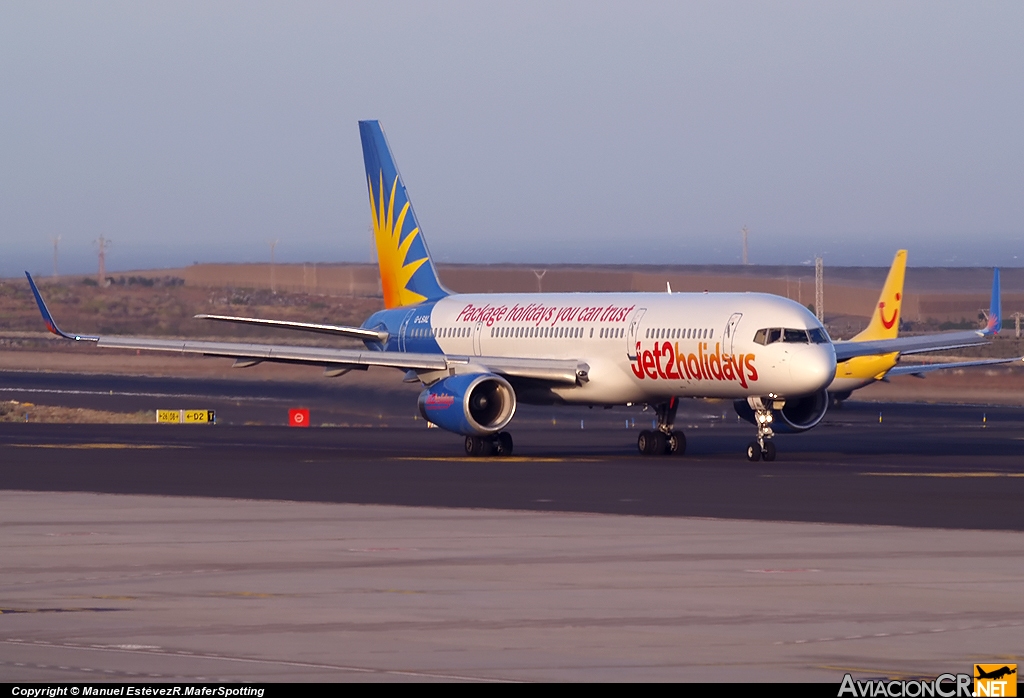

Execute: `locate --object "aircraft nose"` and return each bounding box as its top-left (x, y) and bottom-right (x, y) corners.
top-left (788, 344), bottom-right (836, 393)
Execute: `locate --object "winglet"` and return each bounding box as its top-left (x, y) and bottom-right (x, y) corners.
top-left (24, 272), bottom-right (98, 341)
top-left (984, 268), bottom-right (1001, 335)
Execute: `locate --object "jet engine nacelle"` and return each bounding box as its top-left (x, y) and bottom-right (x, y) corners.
top-left (418, 373), bottom-right (516, 436)
top-left (733, 388), bottom-right (830, 433)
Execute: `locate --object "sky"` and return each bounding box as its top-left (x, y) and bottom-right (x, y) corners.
top-left (2, 1), bottom-right (1023, 278)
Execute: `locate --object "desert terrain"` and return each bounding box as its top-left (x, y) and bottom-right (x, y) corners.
top-left (2, 262), bottom-right (1023, 422)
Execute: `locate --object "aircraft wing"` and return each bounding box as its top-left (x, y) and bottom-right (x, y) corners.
top-left (94, 336), bottom-right (584, 383)
top-left (26, 273), bottom-right (585, 385)
top-left (833, 330), bottom-right (991, 362)
top-left (193, 313), bottom-right (389, 342)
top-left (885, 355), bottom-right (1024, 377)
top-left (836, 267), bottom-right (1003, 362)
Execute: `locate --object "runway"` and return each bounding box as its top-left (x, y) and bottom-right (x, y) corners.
top-left (1, 371), bottom-right (1023, 681)
top-left (1, 397), bottom-right (1023, 529)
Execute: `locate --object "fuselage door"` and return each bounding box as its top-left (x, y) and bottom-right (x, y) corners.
top-left (473, 322), bottom-right (483, 356)
top-left (397, 308), bottom-right (416, 352)
top-left (626, 307), bottom-right (647, 360)
top-left (723, 312), bottom-right (743, 355)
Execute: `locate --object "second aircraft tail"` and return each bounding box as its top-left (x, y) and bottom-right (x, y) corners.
top-left (853, 250), bottom-right (907, 342)
top-left (985, 268), bottom-right (1001, 335)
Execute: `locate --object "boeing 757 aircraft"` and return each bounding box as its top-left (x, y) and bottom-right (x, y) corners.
top-left (25, 121), bottom-right (1003, 461)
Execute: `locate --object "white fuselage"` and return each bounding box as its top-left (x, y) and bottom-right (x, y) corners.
top-left (415, 292), bottom-right (836, 404)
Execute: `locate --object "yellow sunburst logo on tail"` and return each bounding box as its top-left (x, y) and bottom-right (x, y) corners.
top-left (369, 173), bottom-right (429, 308)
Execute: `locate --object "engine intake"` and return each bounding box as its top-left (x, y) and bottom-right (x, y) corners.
top-left (418, 373), bottom-right (516, 436)
top-left (733, 388), bottom-right (829, 433)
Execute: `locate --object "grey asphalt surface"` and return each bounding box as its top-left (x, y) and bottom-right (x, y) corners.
top-left (0, 370), bottom-right (1022, 529)
top-left (2, 371), bottom-right (1023, 682)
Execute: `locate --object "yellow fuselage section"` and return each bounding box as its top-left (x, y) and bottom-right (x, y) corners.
top-left (829, 352), bottom-right (899, 393)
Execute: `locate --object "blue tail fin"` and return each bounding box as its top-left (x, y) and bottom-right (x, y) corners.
top-left (359, 120), bottom-right (449, 309)
top-left (985, 268), bottom-right (1001, 334)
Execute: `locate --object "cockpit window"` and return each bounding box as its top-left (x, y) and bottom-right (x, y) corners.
top-left (808, 327), bottom-right (830, 344)
top-left (754, 327), bottom-right (830, 345)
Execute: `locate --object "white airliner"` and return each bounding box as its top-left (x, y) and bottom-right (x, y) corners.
top-left (25, 121), bottom-right (998, 461)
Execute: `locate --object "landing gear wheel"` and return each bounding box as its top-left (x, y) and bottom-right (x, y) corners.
top-left (495, 432), bottom-right (514, 456)
top-left (477, 438), bottom-right (494, 457)
top-left (638, 399), bottom-right (686, 457)
top-left (465, 436), bottom-right (494, 457)
top-left (637, 430), bottom-right (654, 455)
top-left (667, 431), bottom-right (686, 455)
top-left (746, 442), bottom-right (762, 462)
top-left (761, 441), bottom-right (776, 462)
top-left (638, 430), bottom-right (666, 455)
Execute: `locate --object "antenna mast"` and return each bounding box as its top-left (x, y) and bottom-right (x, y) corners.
top-left (95, 236), bottom-right (110, 284)
top-left (741, 226), bottom-right (749, 265)
top-left (51, 235), bottom-right (61, 278)
top-left (814, 256), bottom-right (824, 322)
top-left (268, 239), bottom-right (279, 293)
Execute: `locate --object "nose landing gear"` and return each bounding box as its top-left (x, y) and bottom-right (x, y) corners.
top-left (637, 398), bottom-right (686, 456)
top-left (745, 397), bottom-right (777, 462)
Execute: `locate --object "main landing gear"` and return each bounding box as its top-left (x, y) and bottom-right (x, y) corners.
top-left (745, 397), bottom-right (777, 462)
top-left (465, 432), bottom-right (514, 457)
top-left (637, 398), bottom-right (686, 456)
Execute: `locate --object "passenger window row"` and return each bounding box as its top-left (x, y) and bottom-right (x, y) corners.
top-left (645, 327), bottom-right (712, 340)
top-left (408, 327), bottom-right (470, 339)
top-left (411, 325), bottom-right (631, 341)
top-left (490, 326), bottom-right (584, 339)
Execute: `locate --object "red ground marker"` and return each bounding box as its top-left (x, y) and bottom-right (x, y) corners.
top-left (288, 408), bottom-right (310, 427)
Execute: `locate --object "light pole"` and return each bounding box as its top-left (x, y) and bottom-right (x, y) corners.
top-left (268, 239), bottom-right (279, 293)
top-left (51, 236), bottom-right (61, 277)
top-left (95, 236), bottom-right (110, 285)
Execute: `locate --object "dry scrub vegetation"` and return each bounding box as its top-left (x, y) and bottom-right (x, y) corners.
top-left (0, 276), bottom-right (383, 343)
top-left (3, 274), bottom-right (1021, 358)
top-left (0, 400), bottom-right (151, 424)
